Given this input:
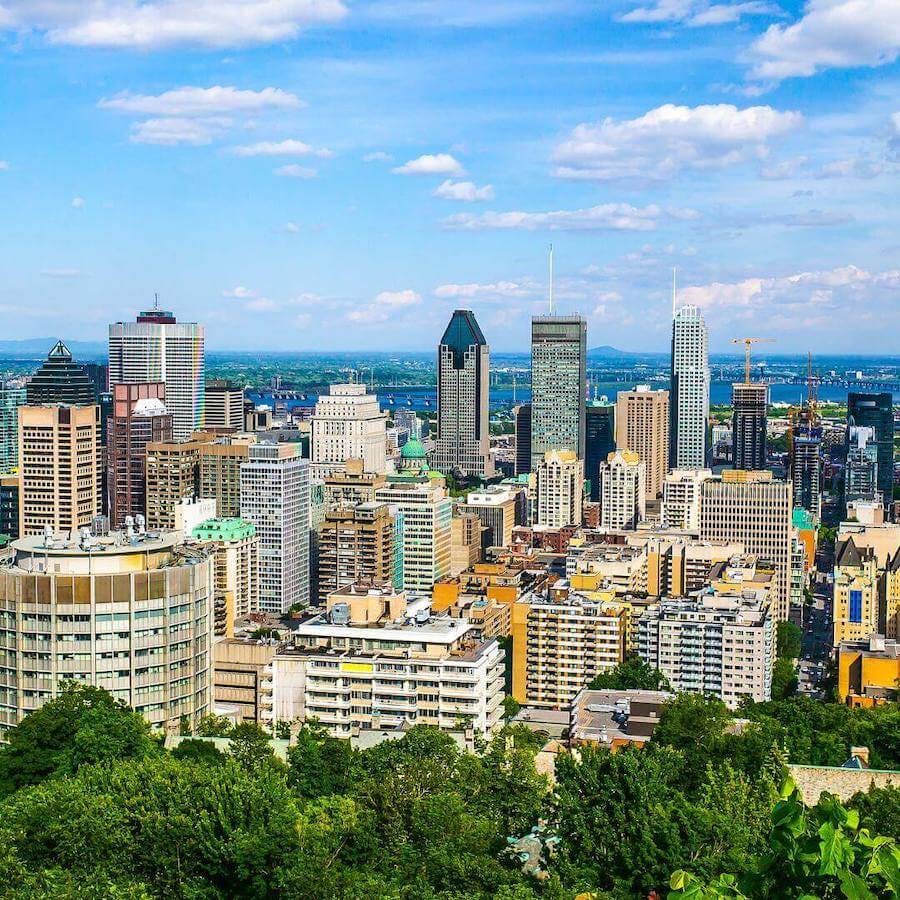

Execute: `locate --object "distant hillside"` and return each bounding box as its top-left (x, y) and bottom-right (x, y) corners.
top-left (0, 338), bottom-right (106, 358)
top-left (587, 345), bottom-right (643, 358)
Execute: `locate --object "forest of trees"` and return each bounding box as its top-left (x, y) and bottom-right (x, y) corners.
top-left (0, 682), bottom-right (896, 899)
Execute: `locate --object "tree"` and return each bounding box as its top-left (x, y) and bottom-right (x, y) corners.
top-left (287, 721), bottom-right (360, 799)
top-left (848, 784), bottom-right (900, 840)
top-left (770, 658), bottom-right (798, 701)
top-left (776, 621), bottom-right (802, 660)
top-left (228, 722), bottom-right (283, 772)
top-left (193, 713), bottom-right (234, 737)
top-left (588, 655), bottom-right (671, 692)
top-left (502, 695), bottom-right (522, 720)
top-left (0, 683), bottom-right (156, 796)
top-left (170, 739), bottom-right (225, 766)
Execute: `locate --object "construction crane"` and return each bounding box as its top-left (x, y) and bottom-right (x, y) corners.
top-left (731, 337), bottom-right (774, 384)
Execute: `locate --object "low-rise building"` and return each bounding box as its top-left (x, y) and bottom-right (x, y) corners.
top-left (837, 635), bottom-right (900, 707)
top-left (214, 638), bottom-right (281, 724)
top-left (833, 537), bottom-right (880, 646)
top-left (459, 485), bottom-right (518, 547)
top-left (569, 688), bottom-right (672, 749)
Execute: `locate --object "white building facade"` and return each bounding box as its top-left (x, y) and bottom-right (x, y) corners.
top-left (600, 450), bottom-right (645, 530)
top-left (670, 304), bottom-right (710, 470)
top-left (310, 383), bottom-right (387, 478)
top-left (662, 468), bottom-right (712, 531)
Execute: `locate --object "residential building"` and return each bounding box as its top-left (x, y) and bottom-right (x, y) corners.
top-left (535, 450), bottom-right (584, 528)
top-left (106, 382), bottom-right (172, 528)
top-left (204, 379), bottom-right (244, 431)
top-left (700, 470), bottom-right (793, 620)
top-left (0, 386), bottom-right (25, 474)
top-left (433, 309), bottom-right (493, 477)
top-left (310, 382), bottom-right (387, 478)
top-left (530, 316), bottom-right (587, 468)
top-left (847, 392), bottom-right (894, 503)
top-left (600, 449), bottom-right (645, 530)
top-left (0, 475), bottom-right (19, 541)
top-left (316, 503), bottom-right (396, 604)
top-left (615, 386), bottom-right (669, 499)
top-left (569, 688), bottom-right (672, 749)
top-left (510, 580), bottom-right (628, 707)
top-left (450, 513), bottom-right (482, 576)
top-left (240, 443), bottom-right (310, 614)
top-left (670, 304), bottom-right (710, 469)
top-left (459, 485), bottom-right (518, 547)
top-left (513, 403), bottom-right (532, 475)
top-left (374, 443), bottom-right (452, 593)
top-left (662, 468), bottom-right (712, 531)
top-left (191, 518), bottom-right (259, 637)
top-left (270, 585), bottom-right (505, 738)
top-left (145, 435), bottom-right (211, 530)
top-left (884, 549), bottom-right (900, 640)
top-left (25, 341), bottom-right (97, 406)
top-left (732, 382), bottom-right (768, 471)
top-left (585, 401), bottom-right (615, 502)
top-left (323, 457), bottom-right (386, 510)
top-left (845, 426), bottom-right (881, 506)
top-left (0, 529), bottom-right (214, 739)
top-left (832, 537), bottom-right (880, 645)
top-left (108, 303), bottom-right (205, 441)
top-left (18, 404), bottom-right (101, 536)
top-left (214, 639), bottom-right (280, 724)
top-left (199, 436), bottom-right (255, 519)
top-left (837, 635), bottom-right (900, 707)
top-left (637, 585), bottom-right (775, 708)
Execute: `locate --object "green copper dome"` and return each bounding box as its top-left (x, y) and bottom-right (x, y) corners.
top-left (400, 437), bottom-right (426, 459)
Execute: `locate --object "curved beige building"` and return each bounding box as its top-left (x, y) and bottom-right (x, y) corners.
top-left (0, 530), bottom-right (215, 739)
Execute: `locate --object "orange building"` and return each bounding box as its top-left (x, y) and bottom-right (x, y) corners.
top-left (838, 635), bottom-right (899, 707)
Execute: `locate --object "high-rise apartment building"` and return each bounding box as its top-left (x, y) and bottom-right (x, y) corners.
top-left (670, 305), bottom-right (710, 469)
top-left (0, 386), bottom-right (25, 474)
top-left (700, 470), bottom-right (792, 620)
top-left (585, 401), bottom-right (615, 502)
top-left (600, 449), bottom-right (645, 530)
top-left (615, 386), bottom-right (669, 499)
top-left (26, 342), bottom-right (97, 406)
top-left (18, 404), bottom-right (101, 536)
top-left (731, 382), bottom-right (768, 471)
top-left (530, 316), bottom-right (587, 468)
top-left (107, 382), bottom-right (172, 528)
top-left (433, 309), bottom-right (493, 477)
top-left (791, 422), bottom-right (823, 519)
top-left (459, 485), bottom-right (518, 547)
top-left (393, 408), bottom-right (422, 442)
top-left (845, 426), bottom-right (881, 506)
top-left (108, 304), bottom-right (205, 441)
top-left (204, 380), bottom-right (245, 431)
top-left (0, 530), bottom-right (214, 738)
top-left (310, 382), bottom-right (387, 478)
top-left (847, 393), bottom-right (894, 503)
top-left (199, 436), bottom-right (255, 519)
top-left (145, 436), bottom-right (208, 530)
top-left (637, 586), bottom-right (774, 708)
top-left (316, 502), bottom-right (396, 604)
top-left (240, 443), bottom-right (310, 614)
top-left (535, 450), bottom-right (584, 528)
top-left (513, 403), bottom-right (532, 475)
top-left (322, 457), bottom-right (386, 510)
top-left (661, 468), bottom-right (712, 531)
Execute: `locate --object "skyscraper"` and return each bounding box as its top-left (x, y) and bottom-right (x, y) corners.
top-left (433, 309), bottom-right (493, 477)
top-left (107, 382), bottom-right (172, 528)
top-left (26, 342), bottom-right (97, 406)
top-left (0, 386), bottom-right (26, 474)
top-left (847, 392), bottom-right (894, 503)
top-left (844, 426), bottom-right (880, 506)
top-left (108, 303), bottom-right (205, 441)
top-left (204, 380), bottom-right (245, 431)
top-left (585, 401), bottom-right (615, 503)
top-left (615, 386), bottom-right (669, 500)
top-left (670, 305), bottom-right (710, 469)
top-left (310, 382), bottom-right (387, 478)
top-left (530, 316), bottom-right (587, 468)
top-left (731, 382), bottom-right (768, 471)
top-left (791, 422), bottom-right (822, 519)
top-left (513, 404), bottom-right (532, 476)
top-left (240, 443), bottom-right (310, 614)
top-left (599, 449), bottom-right (645, 530)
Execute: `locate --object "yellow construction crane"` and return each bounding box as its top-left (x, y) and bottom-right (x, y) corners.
top-left (731, 337), bottom-right (774, 383)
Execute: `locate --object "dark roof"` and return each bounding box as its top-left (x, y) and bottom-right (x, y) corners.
top-left (889, 549), bottom-right (900, 574)
top-left (26, 342), bottom-right (97, 406)
top-left (440, 310), bottom-right (487, 367)
top-left (835, 537), bottom-right (869, 569)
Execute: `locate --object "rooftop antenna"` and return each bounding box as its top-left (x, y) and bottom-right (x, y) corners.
top-left (672, 266), bottom-right (677, 318)
top-left (153, 292), bottom-right (160, 311)
top-left (548, 243), bottom-right (554, 315)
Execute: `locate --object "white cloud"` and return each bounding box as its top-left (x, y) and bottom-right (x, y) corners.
top-left (552, 103), bottom-right (802, 181)
top-left (363, 151), bottom-right (393, 163)
top-left (749, 0), bottom-right (900, 82)
top-left (245, 297), bottom-right (277, 312)
top-left (759, 155), bottom-right (809, 179)
top-left (443, 203), bottom-right (691, 232)
top-left (620, 0), bottom-right (780, 26)
top-left (274, 164), bottom-right (317, 178)
top-left (392, 153), bottom-right (466, 176)
top-left (71, 196), bottom-right (85, 208)
top-left (233, 139), bottom-right (332, 158)
top-left (432, 179), bottom-right (495, 201)
top-left (0, 0), bottom-right (347, 49)
top-left (283, 221), bottom-right (301, 233)
top-left (222, 286), bottom-right (255, 299)
top-left (0, 160), bottom-right (8, 170)
top-left (98, 86), bottom-right (302, 146)
top-left (433, 280), bottom-right (536, 300)
top-left (348, 289), bottom-right (422, 324)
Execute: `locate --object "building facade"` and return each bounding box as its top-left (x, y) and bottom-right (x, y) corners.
top-left (832, 537), bottom-right (880, 646)
top-left (0, 386), bottom-right (26, 475)
top-left (670, 304), bottom-right (710, 470)
top-left (847, 392), bottom-right (894, 503)
top-left (204, 380), bottom-right (245, 431)
top-left (585, 401), bottom-right (615, 503)
top-left (108, 304), bottom-right (205, 441)
top-left (530, 316), bottom-right (587, 468)
top-left (731, 382), bottom-right (768, 471)
top-left (615, 386), bottom-right (669, 500)
top-left (534, 450), bottom-right (584, 528)
top-left (199, 437), bottom-right (254, 519)
top-left (845, 426), bottom-right (881, 506)
top-left (600, 449), bottom-right (645, 530)
top-left (145, 437), bottom-right (206, 531)
top-left (661, 468), bottom-right (712, 531)
top-left (310, 383), bottom-right (387, 478)
top-left (513, 403), bottom-right (532, 476)
top-left (25, 342), bottom-right (97, 406)
top-left (459, 486), bottom-right (518, 548)
top-left (433, 309), bottom-right (493, 477)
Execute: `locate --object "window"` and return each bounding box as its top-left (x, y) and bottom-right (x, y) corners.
top-left (849, 590), bottom-right (863, 624)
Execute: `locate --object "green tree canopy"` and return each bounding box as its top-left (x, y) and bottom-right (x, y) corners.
top-left (587, 655), bottom-right (672, 692)
top-left (776, 621), bottom-right (802, 660)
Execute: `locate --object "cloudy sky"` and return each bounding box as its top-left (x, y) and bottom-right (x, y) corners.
top-left (1, 0), bottom-right (898, 353)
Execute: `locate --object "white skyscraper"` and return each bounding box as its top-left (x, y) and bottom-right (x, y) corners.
top-left (240, 443), bottom-right (310, 614)
top-left (670, 304), bottom-right (710, 470)
top-left (310, 382), bottom-right (387, 479)
top-left (108, 303), bottom-right (205, 441)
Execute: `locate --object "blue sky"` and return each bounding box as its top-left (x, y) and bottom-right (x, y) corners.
top-left (0, 0), bottom-right (898, 353)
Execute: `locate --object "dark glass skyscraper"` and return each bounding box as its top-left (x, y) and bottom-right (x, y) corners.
top-left (26, 341), bottom-right (97, 406)
top-left (847, 392), bottom-right (894, 503)
top-left (732, 382), bottom-right (768, 471)
top-left (514, 404), bottom-right (532, 476)
top-left (585, 401), bottom-right (615, 502)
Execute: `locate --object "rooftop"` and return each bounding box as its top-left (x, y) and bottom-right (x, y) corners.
top-left (192, 518), bottom-right (257, 542)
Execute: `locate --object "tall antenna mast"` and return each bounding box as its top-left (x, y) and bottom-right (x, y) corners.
top-left (672, 266), bottom-right (677, 318)
top-left (153, 292), bottom-right (160, 311)
top-left (548, 243), bottom-right (554, 315)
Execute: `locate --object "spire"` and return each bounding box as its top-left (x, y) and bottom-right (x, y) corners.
top-left (548, 243), bottom-right (554, 315)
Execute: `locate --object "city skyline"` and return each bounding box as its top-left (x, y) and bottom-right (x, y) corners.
top-left (1, 2), bottom-right (899, 352)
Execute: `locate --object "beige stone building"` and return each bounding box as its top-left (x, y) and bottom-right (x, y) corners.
top-left (214, 638), bottom-right (279, 724)
top-left (615, 386), bottom-right (669, 499)
top-left (323, 457), bottom-right (386, 510)
top-left (599, 449), bottom-right (645, 530)
top-left (450, 513), bottom-right (483, 576)
top-left (199, 435), bottom-right (256, 519)
top-left (534, 450), bottom-right (584, 528)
